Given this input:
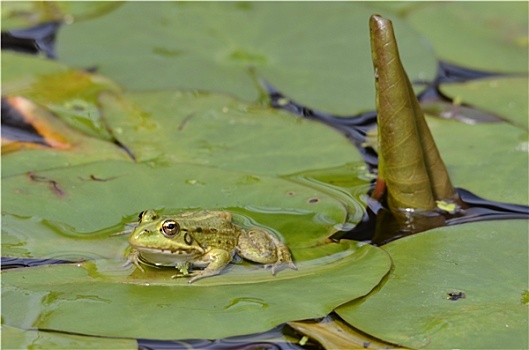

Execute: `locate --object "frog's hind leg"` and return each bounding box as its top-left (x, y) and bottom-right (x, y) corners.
top-left (237, 228), bottom-right (296, 275)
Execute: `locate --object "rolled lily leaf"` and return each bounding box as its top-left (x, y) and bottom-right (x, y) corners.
top-left (369, 15), bottom-right (458, 212)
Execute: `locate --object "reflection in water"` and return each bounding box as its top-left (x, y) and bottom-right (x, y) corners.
top-left (333, 187), bottom-right (529, 245)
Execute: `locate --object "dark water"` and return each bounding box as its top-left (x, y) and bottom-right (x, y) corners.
top-left (137, 325), bottom-right (317, 350)
top-left (333, 187), bottom-right (529, 245)
top-left (1, 21), bottom-right (60, 58)
top-left (1, 257), bottom-right (79, 270)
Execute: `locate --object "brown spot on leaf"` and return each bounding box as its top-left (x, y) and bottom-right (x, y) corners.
top-left (307, 197), bottom-right (320, 204)
top-left (178, 113), bottom-right (195, 131)
top-left (447, 291), bottom-right (466, 301)
top-left (27, 172), bottom-right (65, 196)
top-left (79, 174), bottom-right (119, 182)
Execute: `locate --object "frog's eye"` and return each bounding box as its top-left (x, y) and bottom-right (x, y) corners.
top-left (161, 220), bottom-right (180, 238)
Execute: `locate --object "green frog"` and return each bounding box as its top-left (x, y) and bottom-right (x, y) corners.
top-left (127, 209), bottom-right (296, 283)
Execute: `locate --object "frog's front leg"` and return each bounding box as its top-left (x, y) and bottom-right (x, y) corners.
top-left (176, 248), bottom-right (232, 284)
top-left (237, 228), bottom-right (297, 274)
top-left (125, 248), bottom-right (145, 272)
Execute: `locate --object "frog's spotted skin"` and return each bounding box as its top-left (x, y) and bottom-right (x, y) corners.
top-left (127, 209), bottom-right (296, 283)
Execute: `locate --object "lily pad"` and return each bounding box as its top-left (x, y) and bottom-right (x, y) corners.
top-left (1, 213), bottom-right (129, 261)
top-left (336, 220), bottom-right (529, 349)
top-left (103, 90), bottom-right (362, 175)
top-left (56, 2), bottom-right (437, 115)
top-left (407, 2), bottom-right (528, 73)
top-left (2, 160), bottom-right (360, 259)
top-left (2, 51), bottom-right (122, 141)
top-left (427, 117), bottom-right (529, 206)
top-left (1, 1), bottom-right (122, 30)
top-left (2, 325), bottom-right (136, 350)
top-left (289, 315), bottom-right (397, 349)
top-left (2, 52), bottom-right (71, 85)
top-left (2, 240), bottom-right (392, 340)
top-left (2, 51), bottom-right (362, 177)
top-left (439, 77), bottom-right (529, 131)
top-left (1, 95), bottom-right (131, 178)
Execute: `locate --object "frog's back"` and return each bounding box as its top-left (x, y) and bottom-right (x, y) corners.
top-left (177, 210), bottom-right (240, 251)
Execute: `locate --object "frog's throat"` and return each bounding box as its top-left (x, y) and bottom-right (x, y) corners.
top-left (134, 246), bottom-right (202, 267)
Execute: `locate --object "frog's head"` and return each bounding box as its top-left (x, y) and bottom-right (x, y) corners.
top-left (128, 210), bottom-right (204, 266)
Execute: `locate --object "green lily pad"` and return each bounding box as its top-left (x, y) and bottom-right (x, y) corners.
top-left (56, 2), bottom-right (437, 115)
top-left (103, 90), bottom-right (362, 175)
top-left (2, 325), bottom-right (136, 350)
top-left (427, 117), bottom-right (529, 206)
top-left (1, 213), bottom-right (129, 261)
top-left (2, 240), bottom-right (391, 340)
top-left (2, 51), bottom-right (362, 177)
top-left (407, 2), bottom-right (528, 73)
top-left (336, 220), bottom-right (529, 349)
top-left (1, 1), bottom-right (122, 30)
top-left (439, 77), bottom-right (529, 131)
top-left (1, 160), bottom-right (361, 259)
top-left (2, 52), bottom-right (69, 85)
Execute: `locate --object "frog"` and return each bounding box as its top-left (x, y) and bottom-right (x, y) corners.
top-left (126, 209), bottom-right (296, 283)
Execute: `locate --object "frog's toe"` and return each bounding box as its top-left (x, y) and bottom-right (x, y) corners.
top-left (186, 269), bottom-right (222, 283)
top-left (171, 272), bottom-right (185, 279)
top-left (125, 250), bottom-right (145, 272)
top-left (171, 271), bottom-right (199, 280)
top-left (266, 259), bottom-right (297, 275)
top-left (275, 248), bottom-right (296, 272)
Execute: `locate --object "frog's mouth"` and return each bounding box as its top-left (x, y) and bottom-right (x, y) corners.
top-left (134, 247), bottom-right (201, 267)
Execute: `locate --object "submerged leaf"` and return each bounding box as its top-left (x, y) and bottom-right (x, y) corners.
top-left (288, 315), bottom-right (399, 349)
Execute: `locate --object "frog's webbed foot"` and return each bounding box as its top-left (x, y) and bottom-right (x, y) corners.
top-left (265, 245), bottom-right (297, 275)
top-left (237, 228), bottom-right (296, 275)
top-left (124, 249), bottom-right (145, 273)
top-left (171, 270), bottom-right (201, 281)
top-left (174, 270), bottom-right (217, 284)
